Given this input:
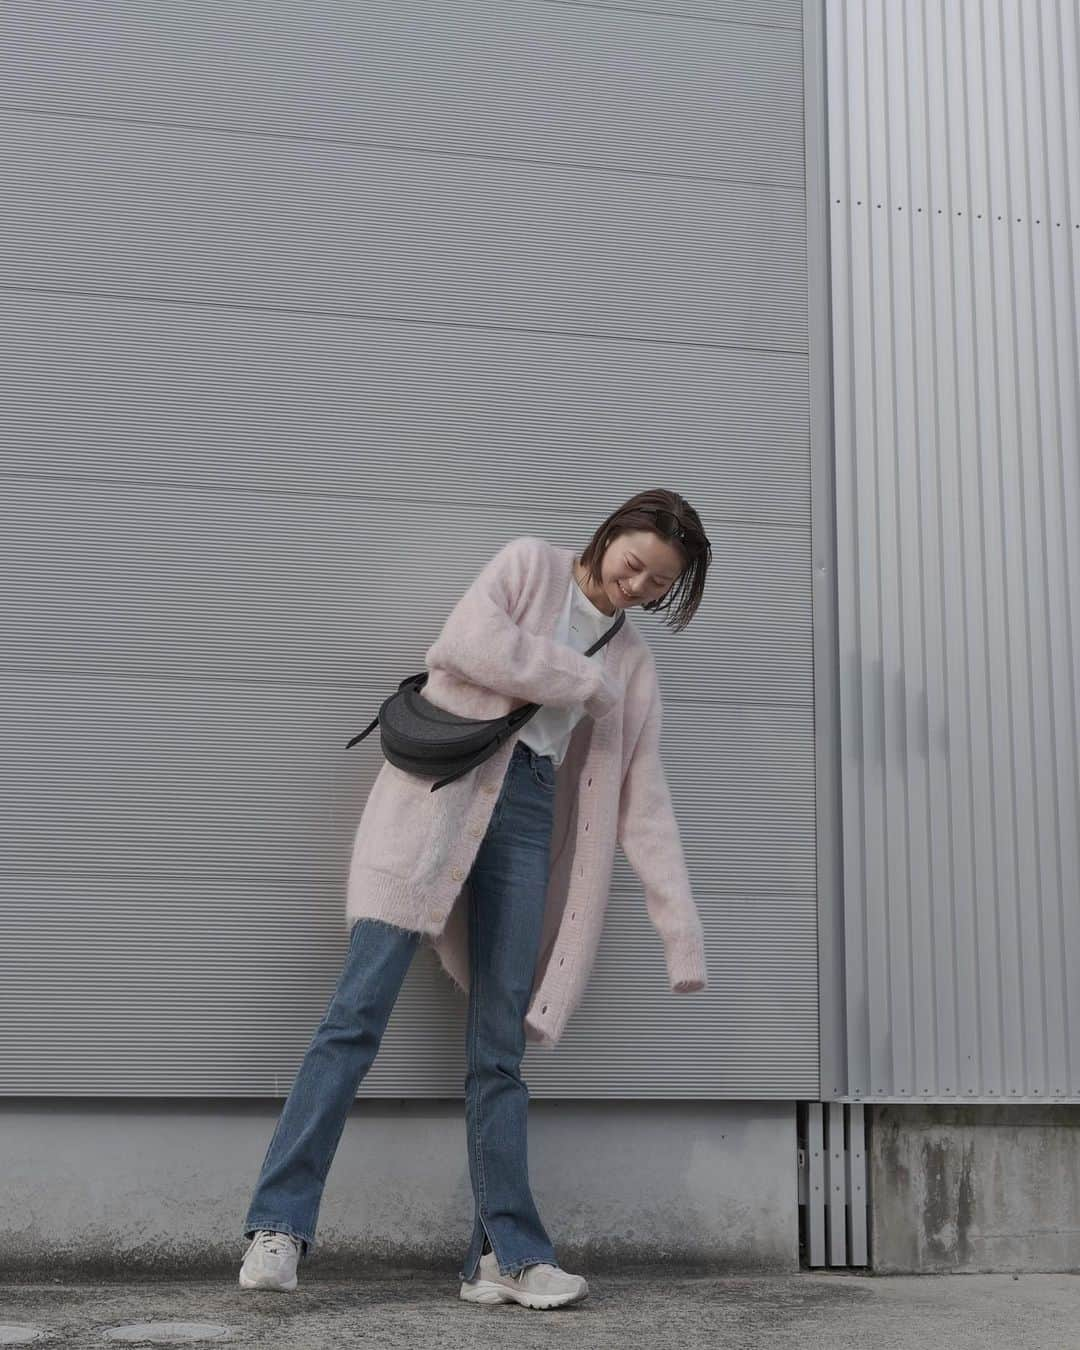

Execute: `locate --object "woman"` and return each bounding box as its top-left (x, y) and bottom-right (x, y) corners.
top-left (239, 488), bottom-right (711, 1309)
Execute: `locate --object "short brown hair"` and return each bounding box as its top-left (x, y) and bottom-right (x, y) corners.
top-left (578, 489), bottom-right (711, 634)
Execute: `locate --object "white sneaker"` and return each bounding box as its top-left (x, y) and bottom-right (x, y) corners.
top-left (238, 1229), bottom-right (302, 1291)
top-left (459, 1249), bottom-right (588, 1309)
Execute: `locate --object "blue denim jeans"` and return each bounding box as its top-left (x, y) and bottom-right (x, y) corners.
top-left (243, 739), bottom-right (560, 1282)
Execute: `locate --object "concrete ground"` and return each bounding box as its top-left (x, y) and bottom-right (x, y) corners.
top-left (1, 1268), bottom-right (1078, 1349)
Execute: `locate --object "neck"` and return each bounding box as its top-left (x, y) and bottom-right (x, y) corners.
top-left (573, 557), bottom-right (616, 616)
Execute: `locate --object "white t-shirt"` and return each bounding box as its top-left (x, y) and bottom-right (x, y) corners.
top-left (516, 569), bottom-right (615, 767)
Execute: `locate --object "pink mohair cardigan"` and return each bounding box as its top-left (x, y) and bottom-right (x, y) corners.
top-left (344, 533), bottom-right (708, 1048)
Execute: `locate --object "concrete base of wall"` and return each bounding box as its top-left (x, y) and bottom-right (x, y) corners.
top-left (869, 1105), bottom-right (1080, 1273)
top-left (2, 1099), bottom-right (797, 1277)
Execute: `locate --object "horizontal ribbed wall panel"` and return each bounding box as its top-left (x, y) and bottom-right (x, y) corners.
top-left (826, 0), bottom-right (1080, 1102)
top-left (1, 296), bottom-right (811, 513)
top-left (538, 1), bottom-right (803, 23)
top-left (0, 883), bottom-right (817, 1097)
top-left (2, 0), bottom-right (814, 1096)
top-left (533, 2), bottom-right (802, 23)
top-left (0, 673), bottom-right (814, 887)
top-left (0, 479), bottom-right (813, 708)
top-left (0, 0), bottom-right (804, 184)
top-left (2, 113), bottom-right (806, 352)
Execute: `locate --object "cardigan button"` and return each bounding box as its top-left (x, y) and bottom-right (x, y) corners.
top-left (469, 826), bottom-right (483, 838)
top-left (451, 866), bottom-right (465, 881)
top-left (481, 784), bottom-right (497, 795)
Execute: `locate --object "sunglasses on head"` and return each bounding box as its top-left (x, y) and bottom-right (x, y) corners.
top-left (651, 508), bottom-right (709, 550)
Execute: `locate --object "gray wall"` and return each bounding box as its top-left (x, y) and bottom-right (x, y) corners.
top-left (868, 1105), bottom-right (1080, 1274)
top-left (0, 1100), bottom-right (797, 1274)
top-left (823, 0), bottom-right (1080, 1103)
top-left (1, 0), bottom-right (819, 1098)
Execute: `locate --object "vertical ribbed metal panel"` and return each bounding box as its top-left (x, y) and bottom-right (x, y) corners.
top-left (825, 0), bottom-right (1080, 1102)
top-left (798, 1101), bottom-right (867, 1266)
top-left (1, 0), bottom-right (816, 1097)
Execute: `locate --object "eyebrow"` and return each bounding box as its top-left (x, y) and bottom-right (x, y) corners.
top-left (628, 551), bottom-right (676, 583)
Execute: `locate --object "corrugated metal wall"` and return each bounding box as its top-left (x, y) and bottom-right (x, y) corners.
top-left (1, 0), bottom-right (818, 1097)
top-left (825, 0), bottom-right (1080, 1102)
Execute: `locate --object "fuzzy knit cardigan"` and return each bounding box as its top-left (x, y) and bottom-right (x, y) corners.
top-left (344, 534), bottom-right (708, 1048)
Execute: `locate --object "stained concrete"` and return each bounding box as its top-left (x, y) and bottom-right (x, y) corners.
top-left (870, 1105), bottom-right (1080, 1274)
top-left (0, 1099), bottom-right (795, 1277)
top-left (2, 1271), bottom-right (1079, 1349)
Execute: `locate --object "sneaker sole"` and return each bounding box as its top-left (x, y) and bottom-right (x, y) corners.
top-left (238, 1270), bottom-right (298, 1292)
top-left (458, 1277), bottom-right (588, 1309)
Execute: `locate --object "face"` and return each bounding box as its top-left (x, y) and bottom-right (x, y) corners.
top-left (577, 529), bottom-right (684, 615)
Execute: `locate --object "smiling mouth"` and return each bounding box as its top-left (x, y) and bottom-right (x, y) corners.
top-left (617, 582), bottom-right (633, 601)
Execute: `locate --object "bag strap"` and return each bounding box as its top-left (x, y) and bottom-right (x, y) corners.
top-left (344, 672), bottom-right (424, 750)
top-left (431, 612), bottom-right (625, 789)
top-left (346, 608), bottom-right (627, 760)
top-left (502, 606), bottom-right (626, 732)
top-left (583, 607), bottom-right (627, 656)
